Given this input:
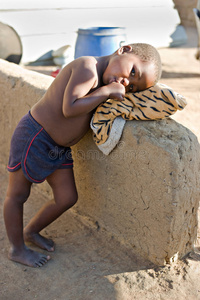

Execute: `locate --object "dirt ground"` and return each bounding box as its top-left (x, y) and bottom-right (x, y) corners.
top-left (0, 26), bottom-right (200, 300)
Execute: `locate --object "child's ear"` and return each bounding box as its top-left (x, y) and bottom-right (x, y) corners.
top-left (118, 45), bottom-right (132, 54)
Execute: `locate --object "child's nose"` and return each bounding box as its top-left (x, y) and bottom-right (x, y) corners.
top-left (120, 78), bottom-right (129, 87)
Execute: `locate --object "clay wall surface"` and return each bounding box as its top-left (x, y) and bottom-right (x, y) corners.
top-left (173, 0), bottom-right (198, 27)
top-left (72, 120), bottom-right (200, 265)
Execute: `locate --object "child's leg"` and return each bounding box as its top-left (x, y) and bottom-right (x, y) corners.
top-left (23, 168), bottom-right (78, 251)
top-left (3, 168), bottom-right (50, 267)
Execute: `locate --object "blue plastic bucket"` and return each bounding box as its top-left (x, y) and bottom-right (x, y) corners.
top-left (74, 27), bottom-right (126, 59)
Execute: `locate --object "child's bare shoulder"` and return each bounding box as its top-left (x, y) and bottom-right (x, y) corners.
top-left (75, 55), bottom-right (96, 64)
top-left (72, 56), bottom-right (97, 71)
top-left (58, 56), bottom-right (98, 87)
top-left (69, 56), bottom-right (98, 85)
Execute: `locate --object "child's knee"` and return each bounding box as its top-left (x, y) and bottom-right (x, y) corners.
top-left (59, 190), bottom-right (78, 211)
top-left (6, 185), bottom-right (31, 205)
top-left (71, 190), bottom-right (78, 207)
top-left (66, 190), bottom-right (78, 209)
top-left (6, 169), bottom-right (32, 204)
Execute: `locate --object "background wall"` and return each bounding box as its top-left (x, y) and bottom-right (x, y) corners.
top-left (0, 0), bottom-right (185, 64)
top-left (173, 0), bottom-right (198, 27)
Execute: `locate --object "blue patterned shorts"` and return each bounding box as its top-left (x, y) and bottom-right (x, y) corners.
top-left (7, 111), bottom-right (73, 183)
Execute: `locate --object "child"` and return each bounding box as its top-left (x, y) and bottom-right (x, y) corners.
top-left (3, 43), bottom-right (162, 267)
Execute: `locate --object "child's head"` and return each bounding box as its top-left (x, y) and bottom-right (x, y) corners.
top-left (103, 42), bottom-right (162, 93)
top-left (128, 43), bottom-right (162, 85)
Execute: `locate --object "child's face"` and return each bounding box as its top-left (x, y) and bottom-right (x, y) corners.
top-left (103, 48), bottom-right (156, 93)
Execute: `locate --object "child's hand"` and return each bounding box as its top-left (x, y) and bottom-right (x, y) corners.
top-left (107, 82), bottom-right (125, 101)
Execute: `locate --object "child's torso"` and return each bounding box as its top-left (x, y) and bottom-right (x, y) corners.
top-left (31, 60), bottom-right (96, 147)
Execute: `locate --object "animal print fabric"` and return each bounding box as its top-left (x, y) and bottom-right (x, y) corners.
top-left (91, 83), bottom-right (187, 146)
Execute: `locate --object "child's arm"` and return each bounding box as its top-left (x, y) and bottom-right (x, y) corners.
top-left (62, 59), bottom-right (125, 118)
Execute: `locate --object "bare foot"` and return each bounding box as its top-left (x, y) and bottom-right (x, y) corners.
top-left (8, 245), bottom-right (50, 267)
top-left (24, 232), bottom-right (55, 252)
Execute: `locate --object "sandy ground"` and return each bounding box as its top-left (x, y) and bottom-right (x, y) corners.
top-left (0, 26), bottom-right (200, 300)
